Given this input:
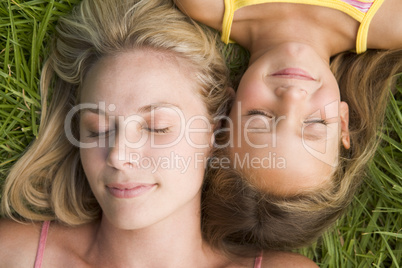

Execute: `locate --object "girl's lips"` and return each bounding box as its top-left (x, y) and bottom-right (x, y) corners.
top-left (106, 183), bottom-right (156, 198)
top-left (271, 68), bottom-right (315, 81)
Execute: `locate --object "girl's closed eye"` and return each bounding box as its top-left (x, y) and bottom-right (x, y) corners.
top-left (247, 109), bottom-right (274, 118)
top-left (302, 118), bottom-right (330, 141)
top-left (303, 118), bottom-right (328, 125)
top-left (244, 110), bottom-right (274, 131)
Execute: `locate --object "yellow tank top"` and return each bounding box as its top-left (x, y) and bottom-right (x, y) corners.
top-left (222, 0), bottom-right (385, 53)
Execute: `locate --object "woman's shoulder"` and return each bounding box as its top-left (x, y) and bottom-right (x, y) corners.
top-left (261, 251), bottom-right (318, 267)
top-left (0, 218), bottom-right (43, 267)
top-left (0, 218), bottom-right (97, 267)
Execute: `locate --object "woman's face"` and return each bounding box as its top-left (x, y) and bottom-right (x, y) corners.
top-left (228, 43), bottom-right (350, 195)
top-left (79, 49), bottom-right (213, 229)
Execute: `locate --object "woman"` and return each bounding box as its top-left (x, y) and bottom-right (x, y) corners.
top-left (0, 0), bottom-right (316, 266)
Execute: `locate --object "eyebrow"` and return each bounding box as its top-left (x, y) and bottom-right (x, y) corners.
top-left (137, 102), bottom-right (182, 113)
top-left (80, 108), bottom-right (107, 116)
top-left (80, 102), bottom-right (182, 116)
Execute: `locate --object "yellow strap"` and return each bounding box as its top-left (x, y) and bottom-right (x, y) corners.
top-left (356, 0), bottom-right (385, 54)
top-left (222, 0), bottom-right (234, 43)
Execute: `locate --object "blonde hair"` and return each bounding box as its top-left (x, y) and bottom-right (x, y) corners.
top-left (1, 0), bottom-right (231, 225)
top-left (201, 49), bottom-right (402, 257)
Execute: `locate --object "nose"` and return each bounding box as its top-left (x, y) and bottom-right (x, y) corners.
top-left (106, 128), bottom-right (145, 170)
top-left (275, 86), bottom-right (307, 110)
top-left (275, 85), bottom-right (308, 101)
top-left (274, 86), bottom-right (307, 116)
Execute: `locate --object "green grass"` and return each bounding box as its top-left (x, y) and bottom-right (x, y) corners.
top-left (1, 1), bottom-right (401, 267)
top-left (0, 0), bottom-right (81, 177)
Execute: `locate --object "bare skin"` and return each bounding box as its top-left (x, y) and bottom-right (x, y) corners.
top-left (0, 218), bottom-right (240, 267)
top-left (175, 0), bottom-right (402, 56)
top-left (0, 219), bottom-right (318, 267)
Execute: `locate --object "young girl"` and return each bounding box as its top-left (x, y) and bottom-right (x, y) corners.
top-left (176, 0), bottom-right (402, 255)
top-left (0, 0), bottom-right (317, 266)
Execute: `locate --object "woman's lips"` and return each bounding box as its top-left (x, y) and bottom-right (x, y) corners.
top-left (106, 183), bottom-right (156, 198)
top-left (271, 68), bottom-right (315, 80)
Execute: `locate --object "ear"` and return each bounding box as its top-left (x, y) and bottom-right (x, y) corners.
top-left (340, 101), bottom-right (350, 149)
top-left (209, 127), bottom-right (216, 149)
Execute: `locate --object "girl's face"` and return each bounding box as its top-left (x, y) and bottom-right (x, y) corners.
top-left (79, 50), bottom-right (213, 230)
top-left (228, 43), bottom-right (350, 195)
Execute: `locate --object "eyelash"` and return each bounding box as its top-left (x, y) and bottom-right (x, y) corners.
top-left (248, 110), bottom-right (328, 125)
top-left (88, 130), bottom-right (111, 138)
top-left (87, 127), bottom-right (169, 137)
top-left (145, 127), bottom-right (170, 134)
top-left (304, 119), bottom-right (328, 125)
top-left (247, 109), bottom-right (273, 117)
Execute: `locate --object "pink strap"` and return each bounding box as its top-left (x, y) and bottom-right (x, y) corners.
top-left (254, 251), bottom-right (263, 268)
top-left (34, 221), bottom-right (50, 268)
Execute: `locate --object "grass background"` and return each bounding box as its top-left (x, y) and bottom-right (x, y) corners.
top-left (0, 1), bottom-right (400, 267)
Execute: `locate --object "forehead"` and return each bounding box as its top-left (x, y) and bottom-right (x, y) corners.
top-left (79, 49), bottom-right (200, 106)
top-left (247, 158), bottom-right (333, 196)
top-left (231, 133), bottom-right (337, 195)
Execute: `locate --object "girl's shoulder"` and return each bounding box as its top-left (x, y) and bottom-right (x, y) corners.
top-left (0, 218), bottom-right (43, 267)
top-left (368, 0), bottom-right (402, 50)
top-left (174, 0), bottom-right (225, 30)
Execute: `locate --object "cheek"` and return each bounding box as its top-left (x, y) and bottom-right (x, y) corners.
top-left (183, 117), bottom-right (214, 147)
top-left (328, 130), bottom-right (341, 163)
top-left (236, 81), bottom-right (264, 103)
top-left (173, 137), bottom-right (211, 174)
top-left (174, 135), bottom-right (212, 161)
top-left (80, 148), bottom-right (107, 178)
top-left (314, 83), bottom-right (340, 107)
top-left (236, 62), bottom-right (268, 98)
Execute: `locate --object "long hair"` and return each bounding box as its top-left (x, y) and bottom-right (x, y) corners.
top-left (1, 0), bottom-right (232, 225)
top-left (201, 49), bottom-right (402, 257)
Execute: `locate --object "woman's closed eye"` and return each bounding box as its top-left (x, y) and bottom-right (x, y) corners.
top-left (88, 129), bottom-right (114, 138)
top-left (144, 127), bottom-right (170, 134)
